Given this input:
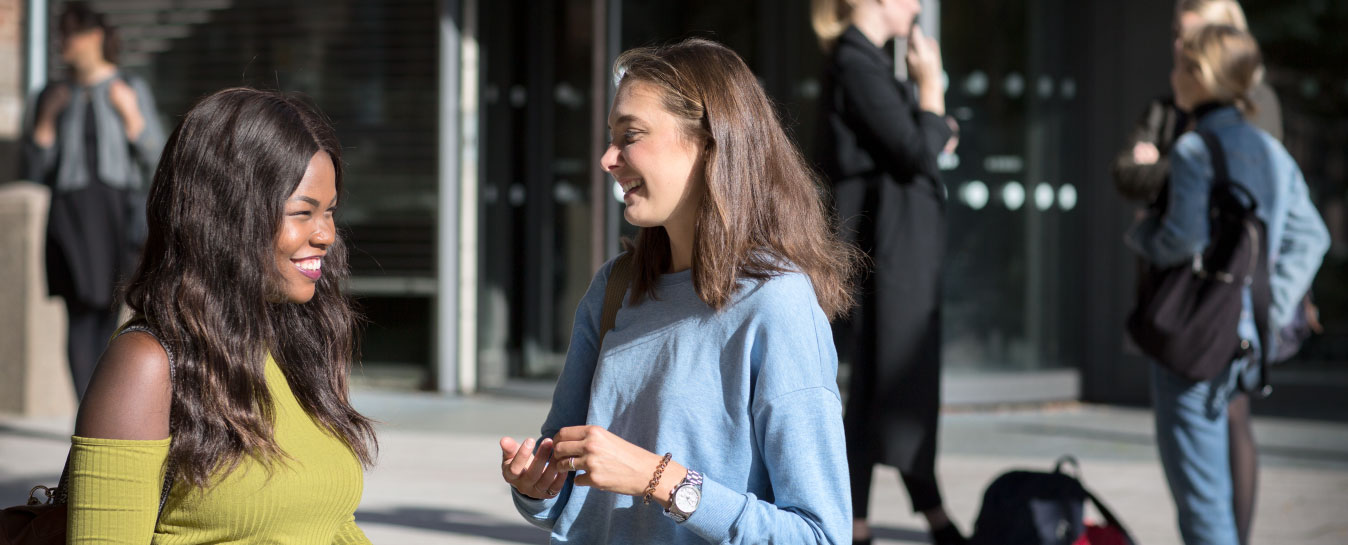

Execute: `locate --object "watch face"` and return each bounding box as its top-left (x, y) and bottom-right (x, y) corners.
top-left (674, 486), bottom-right (701, 513)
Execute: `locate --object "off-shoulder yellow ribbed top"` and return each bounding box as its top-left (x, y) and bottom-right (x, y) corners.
top-left (67, 354), bottom-right (370, 544)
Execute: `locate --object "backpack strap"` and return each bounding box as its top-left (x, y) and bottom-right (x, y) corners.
top-left (1196, 130), bottom-right (1273, 398)
top-left (1053, 455), bottom-right (1137, 544)
top-left (599, 253), bottom-right (636, 348)
top-left (1083, 487), bottom-right (1138, 545)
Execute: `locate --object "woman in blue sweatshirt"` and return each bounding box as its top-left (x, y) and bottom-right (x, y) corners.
top-left (498, 38), bottom-right (862, 544)
top-left (1127, 25), bottom-right (1328, 545)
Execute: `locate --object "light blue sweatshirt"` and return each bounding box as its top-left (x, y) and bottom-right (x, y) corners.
top-left (513, 256), bottom-right (852, 544)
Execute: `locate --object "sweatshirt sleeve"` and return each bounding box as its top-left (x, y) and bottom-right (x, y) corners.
top-left (511, 257), bottom-right (616, 529)
top-left (1270, 162), bottom-right (1330, 327)
top-left (1126, 132), bottom-right (1212, 267)
top-left (681, 276), bottom-right (851, 544)
top-left (67, 435), bottom-right (172, 544)
top-left (682, 388), bottom-right (851, 545)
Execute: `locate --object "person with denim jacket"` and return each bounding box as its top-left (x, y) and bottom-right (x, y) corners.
top-left (1125, 25), bottom-right (1329, 545)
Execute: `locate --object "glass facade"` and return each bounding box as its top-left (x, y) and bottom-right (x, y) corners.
top-left (476, 0), bottom-right (598, 384)
top-left (937, 0), bottom-right (1090, 373)
top-left (31, 0), bottom-right (1345, 400)
top-left (51, 0), bottom-right (441, 386)
top-left (470, 0), bottom-right (1094, 386)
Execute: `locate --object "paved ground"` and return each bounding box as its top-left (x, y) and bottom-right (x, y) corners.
top-left (3, 390), bottom-right (1347, 544)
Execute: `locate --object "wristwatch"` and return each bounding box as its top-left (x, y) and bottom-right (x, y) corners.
top-left (664, 469), bottom-right (703, 522)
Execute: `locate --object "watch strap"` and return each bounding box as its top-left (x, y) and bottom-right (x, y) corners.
top-left (664, 469), bottom-right (703, 522)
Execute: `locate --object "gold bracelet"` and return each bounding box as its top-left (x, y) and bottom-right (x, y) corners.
top-left (643, 452), bottom-right (673, 505)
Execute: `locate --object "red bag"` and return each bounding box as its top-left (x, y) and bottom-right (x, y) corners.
top-left (1072, 521), bottom-right (1133, 545)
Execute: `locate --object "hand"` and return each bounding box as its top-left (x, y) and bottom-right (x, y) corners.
top-left (905, 25), bottom-right (945, 115)
top-left (1305, 298), bottom-right (1323, 334)
top-left (500, 436), bottom-right (568, 500)
top-left (551, 425), bottom-right (686, 507)
top-left (33, 85), bottom-right (71, 148)
top-left (943, 116), bottom-right (960, 154)
top-left (108, 79), bottom-right (145, 140)
top-left (1132, 141), bottom-right (1159, 165)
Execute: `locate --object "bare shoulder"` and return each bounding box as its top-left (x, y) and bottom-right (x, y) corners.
top-left (74, 331), bottom-right (172, 440)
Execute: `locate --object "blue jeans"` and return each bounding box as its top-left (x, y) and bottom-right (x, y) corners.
top-left (1151, 357), bottom-right (1257, 545)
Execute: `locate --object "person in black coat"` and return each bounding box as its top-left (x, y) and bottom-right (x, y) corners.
top-left (812, 1), bottom-right (962, 544)
top-left (21, 3), bottom-right (163, 399)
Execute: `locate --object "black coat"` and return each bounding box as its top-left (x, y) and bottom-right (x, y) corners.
top-left (816, 26), bottom-right (952, 470)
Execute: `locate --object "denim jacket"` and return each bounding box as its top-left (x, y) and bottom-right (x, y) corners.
top-left (1126, 105), bottom-right (1330, 355)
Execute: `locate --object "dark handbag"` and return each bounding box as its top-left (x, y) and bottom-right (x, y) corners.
top-left (969, 456), bottom-right (1135, 545)
top-left (0, 473), bottom-right (67, 545)
top-left (1, 463), bottom-right (173, 545)
top-left (1126, 130), bottom-right (1273, 392)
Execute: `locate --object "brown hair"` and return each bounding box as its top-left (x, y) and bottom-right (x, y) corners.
top-left (1178, 24), bottom-right (1263, 115)
top-left (614, 39), bottom-right (860, 320)
top-left (58, 2), bottom-right (119, 64)
top-left (124, 88), bottom-right (376, 488)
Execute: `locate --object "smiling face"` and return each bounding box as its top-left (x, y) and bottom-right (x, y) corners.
top-left (274, 151), bottom-right (338, 304)
top-left (601, 81), bottom-right (705, 233)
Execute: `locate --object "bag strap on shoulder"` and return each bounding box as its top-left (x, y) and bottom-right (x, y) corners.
top-left (1196, 130), bottom-right (1274, 398)
top-left (599, 253), bottom-right (636, 348)
top-left (56, 324), bottom-right (177, 518)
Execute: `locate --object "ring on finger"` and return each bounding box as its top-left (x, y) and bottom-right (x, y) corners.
top-left (568, 457), bottom-right (576, 472)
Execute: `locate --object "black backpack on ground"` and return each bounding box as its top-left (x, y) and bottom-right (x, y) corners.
top-left (1126, 130), bottom-right (1273, 395)
top-left (969, 456), bottom-right (1135, 545)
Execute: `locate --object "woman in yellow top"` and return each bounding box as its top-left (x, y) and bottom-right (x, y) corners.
top-left (68, 87), bottom-right (378, 543)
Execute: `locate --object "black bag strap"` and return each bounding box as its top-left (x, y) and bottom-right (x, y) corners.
top-left (1196, 130), bottom-right (1273, 398)
top-left (1054, 455), bottom-right (1137, 544)
top-left (1083, 487), bottom-right (1138, 545)
top-left (54, 325), bottom-right (177, 519)
top-left (599, 253), bottom-right (636, 348)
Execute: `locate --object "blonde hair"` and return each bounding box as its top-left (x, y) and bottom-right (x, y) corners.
top-left (1178, 24), bottom-right (1263, 114)
top-left (811, 0), bottom-right (855, 50)
top-left (1175, 0), bottom-right (1248, 31)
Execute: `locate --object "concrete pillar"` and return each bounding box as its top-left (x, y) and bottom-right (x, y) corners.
top-left (0, 182), bottom-right (76, 417)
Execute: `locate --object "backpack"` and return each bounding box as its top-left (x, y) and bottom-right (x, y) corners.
top-left (969, 456), bottom-right (1135, 545)
top-left (1126, 130), bottom-right (1273, 396)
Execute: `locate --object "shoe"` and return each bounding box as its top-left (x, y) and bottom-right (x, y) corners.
top-left (931, 522), bottom-right (968, 545)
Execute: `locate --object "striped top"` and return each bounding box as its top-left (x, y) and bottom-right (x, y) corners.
top-left (67, 353), bottom-right (370, 544)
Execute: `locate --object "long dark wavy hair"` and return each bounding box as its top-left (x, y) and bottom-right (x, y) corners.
top-left (123, 88), bottom-right (376, 488)
top-left (615, 39), bottom-right (861, 319)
